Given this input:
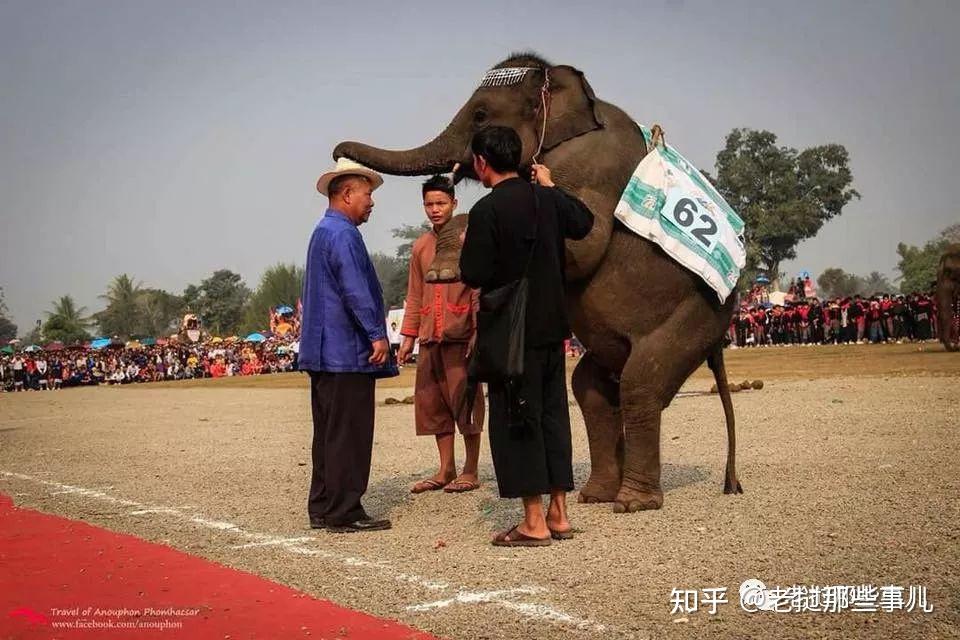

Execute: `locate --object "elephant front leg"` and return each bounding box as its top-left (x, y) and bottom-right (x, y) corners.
top-left (572, 353), bottom-right (623, 503)
top-left (614, 356), bottom-right (665, 513)
top-left (425, 214), bottom-right (468, 283)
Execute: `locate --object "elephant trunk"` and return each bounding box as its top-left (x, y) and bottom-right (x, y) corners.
top-left (333, 122), bottom-right (469, 177)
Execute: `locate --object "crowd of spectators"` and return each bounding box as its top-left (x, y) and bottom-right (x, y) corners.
top-left (730, 277), bottom-right (942, 347)
top-left (0, 337), bottom-right (298, 392)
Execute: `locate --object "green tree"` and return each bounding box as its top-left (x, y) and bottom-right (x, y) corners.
top-left (392, 222), bottom-right (431, 262)
top-left (817, 268), bottom-right (895, 298)
top-left (0, 287), bottom-right (17, 342)
top-left (379, 222), bottom-right (431, 309)
top-left (241, 263), bottom-right (304, 334)
top-left (181, 283), bottom-right (202, 313)
top-left (860, 271), bottom-right (895, 296)
top-left (712, 129), bottom-right (860, 290)
top-left (897, 223), bottom-right (960, 294)
top-left (370, 252), bottom-right (407, 309)
top-left (22, 324), bottom-right (43, 346)
top-left (42, 296), bottom-right (92, 344)
top-left (192, 269), bottom-right (251, 336)
top-left (817, 267), bottom-right (862, 299)
top-left (95, 274), bottom-right (144, 338)
top-left (137, 289), bottom-right (184, 338)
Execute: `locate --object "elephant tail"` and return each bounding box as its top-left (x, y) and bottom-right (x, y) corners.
top-left (707, 344), bottom-right (743, 495)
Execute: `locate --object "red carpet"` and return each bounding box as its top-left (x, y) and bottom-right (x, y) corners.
top-left (0, 493), bottom-right (437, 639)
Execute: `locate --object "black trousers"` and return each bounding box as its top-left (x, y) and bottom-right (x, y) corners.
top-left (487, 344), bottom-right (574, 499)
top-left (308, 371), bottom-right (375, 526)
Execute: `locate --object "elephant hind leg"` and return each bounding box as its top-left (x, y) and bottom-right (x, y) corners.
top-left (613, 380), bottom-right (664, 514)
top-left (612, 341), bottom-right (671, 513)
top-left (614, 296), bottom-right (729, 513)
top-left (572, 353), bottom-right (623, 503)
top-left (707, 345), bottom-right (743, 495)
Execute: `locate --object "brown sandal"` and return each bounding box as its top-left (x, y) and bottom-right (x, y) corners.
top-left (492, 526), bottom-right (552, 547)
top-left (443, 478), bottom-right (480, 493)
top-left (411, 478), bottom-right (446, 494)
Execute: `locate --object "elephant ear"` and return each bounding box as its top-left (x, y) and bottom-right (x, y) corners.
top-left (541, 65), bottom-right (606, 151)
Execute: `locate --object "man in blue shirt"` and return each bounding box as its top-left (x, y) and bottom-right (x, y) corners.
top-left (301, 158), bottom-right (398, 533)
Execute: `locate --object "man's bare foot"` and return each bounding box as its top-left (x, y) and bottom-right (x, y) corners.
top-left (546, 503), bottom-right (571, 535)
top-left (512, 521), bottom-right (550, 540)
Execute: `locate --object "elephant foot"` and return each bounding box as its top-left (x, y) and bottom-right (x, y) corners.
top-left (612, 485), bottom-right (663, 513)
top-left (424, 267), bottom-right (460, 283)
top-left (577, 477), bottom-right (619, 503)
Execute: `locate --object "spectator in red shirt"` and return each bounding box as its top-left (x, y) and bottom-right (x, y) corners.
top-left (880, 294), bottom-right (895, 342)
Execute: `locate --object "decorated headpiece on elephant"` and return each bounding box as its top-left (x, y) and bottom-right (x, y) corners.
top-left (335, 53), bottom-right (743, 513)
top-left (936, 245), bottom-right (960, 351)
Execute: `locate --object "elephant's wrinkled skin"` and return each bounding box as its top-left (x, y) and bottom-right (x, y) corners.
top-left (334, 54), bottom-right (742, 512)
top-left (936, 245), bottom-right (960, 352)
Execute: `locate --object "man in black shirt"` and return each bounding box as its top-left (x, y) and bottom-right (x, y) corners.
top-left (460, 126), bottom-right (593, 546)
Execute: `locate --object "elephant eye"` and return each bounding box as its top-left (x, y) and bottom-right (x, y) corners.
top-left (473, 109), bottom-right (487, 124)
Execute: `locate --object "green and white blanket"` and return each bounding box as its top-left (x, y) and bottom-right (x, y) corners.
top-left (614, 124), bottom-right (746, 302)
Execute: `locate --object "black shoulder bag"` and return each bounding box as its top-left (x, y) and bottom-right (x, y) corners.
top-left (470, 186), bottom-right (540, 382)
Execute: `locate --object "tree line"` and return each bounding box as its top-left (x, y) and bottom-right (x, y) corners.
top-left (817, 224), bottom-right (959, 299)
top-left (2, 264), bottom-right (304, 346)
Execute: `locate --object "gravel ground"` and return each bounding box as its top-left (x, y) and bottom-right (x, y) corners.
top-left (1, 370), bottom-right (958, 639)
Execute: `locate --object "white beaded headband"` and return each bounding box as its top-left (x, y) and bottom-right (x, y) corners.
top-left (478, 67), bottom-right (539, 88)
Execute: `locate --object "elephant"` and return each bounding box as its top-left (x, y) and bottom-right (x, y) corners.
top-left (936, 245), bottom-right (960, 352)
top-left (333, 53), bottom-right (742, 512)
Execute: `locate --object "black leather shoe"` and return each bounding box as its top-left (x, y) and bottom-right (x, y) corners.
top-left (327, 518), bottom-right (391, 533)
top-left (309, 516), bottom-right (326, 529)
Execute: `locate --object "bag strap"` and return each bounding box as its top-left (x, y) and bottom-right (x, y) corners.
top-left (521, 184), bottom-right (540, 278)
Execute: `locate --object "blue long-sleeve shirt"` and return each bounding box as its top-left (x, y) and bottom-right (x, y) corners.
top-left (298, 209), bottom-right (398, 377)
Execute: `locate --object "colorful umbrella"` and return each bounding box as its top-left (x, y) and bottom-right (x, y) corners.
top-left (44, 342), bottom-right (64, 351)
top-left (244, 333), bottom-right (266, 343)
top-left (23, 345), bottom-right (41, 353)
top-left (275, 305), bottom-right (294, 315)
top-left (0, 345), bottom-right (13, 355)
top-left (125, 340), bottom-right (142, 350)
top-left (90, 338), bottom-right (112, 350)
top-left (141, 337), bottom-right (157, 346)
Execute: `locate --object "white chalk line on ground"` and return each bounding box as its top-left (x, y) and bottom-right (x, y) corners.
top-left (1, 470), bottom-right (613, 635)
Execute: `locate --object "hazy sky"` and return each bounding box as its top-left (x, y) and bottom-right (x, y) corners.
top-left (2, 1), bottom-right (958, 333)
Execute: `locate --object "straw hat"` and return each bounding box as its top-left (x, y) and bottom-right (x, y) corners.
top-left (316, 158), bottom-right (384, 196)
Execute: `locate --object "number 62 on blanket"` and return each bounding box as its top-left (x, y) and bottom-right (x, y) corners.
top-left (661, 189), bottom-right (720, 253)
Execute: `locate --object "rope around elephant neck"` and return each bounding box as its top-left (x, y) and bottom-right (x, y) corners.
top-left (532, 71), bottom-right (551, 164)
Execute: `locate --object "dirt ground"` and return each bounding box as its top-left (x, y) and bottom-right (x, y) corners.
top-left (1, 344), bottom-right (958, 639)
